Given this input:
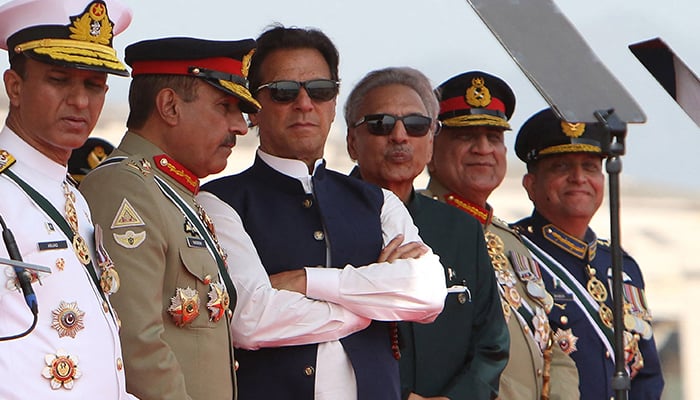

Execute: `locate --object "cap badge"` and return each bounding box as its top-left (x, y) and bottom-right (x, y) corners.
top-left (241, 49), bottom-right (255, 79)
top-left (465, 77), bottom-right (492, 108)
top-left (561, 121), bottom-right (585, 138)
top-left (68, 1), bottom-right (113, 45)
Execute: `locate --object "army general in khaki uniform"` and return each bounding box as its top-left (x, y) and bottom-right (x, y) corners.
top-left (80, 38), bottom-right (261, 400)
top-left (423, 71), bottom-right (580, 399)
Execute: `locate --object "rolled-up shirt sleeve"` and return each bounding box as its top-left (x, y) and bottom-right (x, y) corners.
top-left (305, 189), bottom-right (447, 323)
top-left (196, 191), bottom-right (371, 350)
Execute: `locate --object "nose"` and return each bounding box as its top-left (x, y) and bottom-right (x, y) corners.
top-left (568, 164), bottom-right (587, 183)
top-left (389, 120), bottom-right (410, 143)
top-left (230, 111), bottom-right (249, 136)
top-left (292, 87), bottom-right (315, 111)
top-left (470, 134), bottom-right (493, 154)
top-left (66, 84), bottom-right (90, 109)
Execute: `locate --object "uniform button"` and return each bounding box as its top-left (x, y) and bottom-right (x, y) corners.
top-left (234, 360), bottom-right (239, 371)
top-left (116, 358), bottom-right (123, 370)
top-left (560, 315), bottom-right (568, 325)
top-left (537, 368), bottom-right (542, 376)
top-left (203, 275), bottom-right (212, 285)
top-left (605, 351), bottom-right (611, 358)
top-left (102, 301), bottom-right (110, 313)
top-left (302, 199), bottom-right (313, 208)
top-left (117, 317), bottom-right (122, 329)
top-left (524, 326), bottom-right (530, 334)
top-left (304, 365), bottom-right (315, 376)
top-left (313, 231), bottom-right (325, 241)
top-left (457, 293), bottom-right (467, 304)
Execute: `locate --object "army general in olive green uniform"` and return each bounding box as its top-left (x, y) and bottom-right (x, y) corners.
top-left (423, 71), bottom-right (579, 399)
top-left (80, 38), bottom-right (261, 400)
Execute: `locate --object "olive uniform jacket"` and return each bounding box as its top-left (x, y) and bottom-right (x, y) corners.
top-left (80, 132), bottom-right (235, 400)
top-left (424, 179), bottom-right (579, 400)
top-left (400, 190), bottom-right (509, 399)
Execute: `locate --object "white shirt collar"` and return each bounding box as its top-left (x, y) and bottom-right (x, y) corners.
top-left (0, 125), bottom-right (67, 184)
top-left (257, 148), bottom-right (324, 194)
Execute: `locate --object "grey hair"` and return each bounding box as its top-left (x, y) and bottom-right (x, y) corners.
top-left (344, 66), bottom-right (439, 127)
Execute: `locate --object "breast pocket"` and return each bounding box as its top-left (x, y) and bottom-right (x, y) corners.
top-left (168, 247), bottom-right (220, 329)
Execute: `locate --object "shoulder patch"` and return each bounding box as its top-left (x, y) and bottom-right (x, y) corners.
top-left (111, 198), bottom-right (145, 229)
top-left (113, 230), bottom-right (146, 249)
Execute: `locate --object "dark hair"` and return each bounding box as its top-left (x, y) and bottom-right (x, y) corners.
top-left (126, 75), bottom-right (199, 129)
top-left (8, 54), bottom-right (27, 78)
top-left (248, 24), bottom-right (340, 92)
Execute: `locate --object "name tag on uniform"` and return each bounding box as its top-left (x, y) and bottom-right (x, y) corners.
top-left (38, 240), bottom-right (68, 251)
top-left (186, 237), bottom-right (206, 248)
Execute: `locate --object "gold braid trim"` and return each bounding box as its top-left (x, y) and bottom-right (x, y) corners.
top-left (218, 80), bottom-right (261, 110)
top-left (442, 114), bottom-right (511, 130)
top-left (541, 342), bottom-right (553, 400)
top-left (539, 143), bottom-right (601, 156)
top-left (32, 47), bottom-right (125, 71)
top-left (15, 39), bottom-right (117, 57)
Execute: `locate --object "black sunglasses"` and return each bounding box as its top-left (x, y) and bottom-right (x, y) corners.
top-left (353, 113), bottom-right (440, 137)
top-left (256, 79), bottom-right (339, 103)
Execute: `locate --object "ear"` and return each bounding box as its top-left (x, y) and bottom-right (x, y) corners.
top-left (522, 172), bottom-right (536, 202)
top-left (248, 111), bottom-right (259, 127)
top-left (3, 69), bottom-right (23, 107)
top-left (346, 128), bottom-right (358, 161)
top-left (154, 88), bottom-right (180, 126)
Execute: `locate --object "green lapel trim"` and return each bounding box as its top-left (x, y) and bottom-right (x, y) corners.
top-left (1, 168), bottom-right (111, 311)
top-left (153, 175), bottom-right (237, 307)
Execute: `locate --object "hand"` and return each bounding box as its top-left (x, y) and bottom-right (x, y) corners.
top-left (269, 269), bottom-right (307, 295)
top-left (377, 234), bottom-right (428, 263)
top-left (407, 393), bottom-right (450, 400)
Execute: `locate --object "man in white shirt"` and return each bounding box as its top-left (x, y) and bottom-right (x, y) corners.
top-left (0, 0), bottom-right (135, 398)
top-left (197, 25), bottom-right (446, 400)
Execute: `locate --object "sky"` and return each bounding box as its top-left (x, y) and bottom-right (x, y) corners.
top-left (1, 0), bottom-right (699, 192)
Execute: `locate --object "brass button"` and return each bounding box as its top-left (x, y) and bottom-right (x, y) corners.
top-left (313, 231), bottom-right (324, 241)
top-left (117, 358), bottom-right (123, 370)
top-left (537, 368), bottom-right (542, 376)
top-left (234, 360), bottom-right (239, 371)
top-left (560, 315), bottom-right (568, 325)
top-left (605, 351), bottom-right (611, 358)
top-left (457, 293), bottom-right (467, 304)
top-left (304, 365), bottom-right (315, 376)
top-left (302, 199), bottom-right (313, 208)
top-left (103, 301), bottom-right (110, 313)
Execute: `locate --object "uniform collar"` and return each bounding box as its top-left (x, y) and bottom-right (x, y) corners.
top-left (118, 132), bottom-right (200, 195)
top-left (426, 178), bottom-right (493, 225)
top-left (531, 210), bottom-right (597, 261)
top-left (0, 125), bottom-right (68, 184)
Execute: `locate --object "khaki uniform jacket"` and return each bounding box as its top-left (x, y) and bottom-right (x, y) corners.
top-left (424, 179), bottom-right (579, 400)
top-left (80, 132), bottom-right (235, 400)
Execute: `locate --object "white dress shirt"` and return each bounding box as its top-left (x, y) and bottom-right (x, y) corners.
top-left (197, 149), bottom-right (446, 400)
top-left (0, 127), bottom-right (136, 399)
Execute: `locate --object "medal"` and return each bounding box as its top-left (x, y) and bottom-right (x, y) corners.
top-left (168, 287), bottom-right (200, 327)
top-left (42, 350), bottom-right (81, 390)
top-left (552, 328), bottom-right (578, 355)
top-left (527, 280), bottom-right (546, 299)
top-left (50, 301), bottom-right (85, 338)
top-left (206, 282), bottom-right (230, 322)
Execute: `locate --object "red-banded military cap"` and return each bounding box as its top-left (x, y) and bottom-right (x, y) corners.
top-left (0, 0), bottom-right (132, 76)
top-left (515, 108), bottom-right (607, 163)
top-left (436, 71), bottom-right (516, 130)
top-left (125, 37), bottom-right (261, 114)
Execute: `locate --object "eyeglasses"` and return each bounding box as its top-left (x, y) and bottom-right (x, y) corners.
top-left (353, 113), bottom-right (439, 137)
top-left (255, 79), bottom-right (339, 103)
